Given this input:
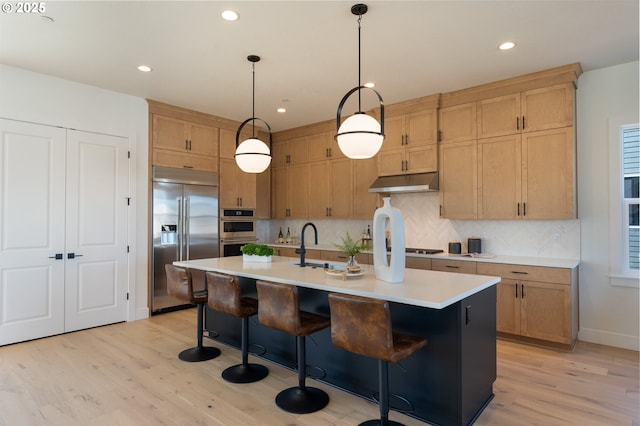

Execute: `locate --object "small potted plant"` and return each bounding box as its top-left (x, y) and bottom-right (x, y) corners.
top-left (240, 243), bottom-right (274, 263)
top-left (332, 232), bottom-right (371, 268)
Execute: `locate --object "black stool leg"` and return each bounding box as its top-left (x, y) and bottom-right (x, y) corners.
top-left (222, 316), bottom-right (269, 383)
top-left (178, 303), bottom-right (221, 362)
top-left (275, 335), bottom-right (329, 414)
top-left (359, 360), bottom-right (404, 426)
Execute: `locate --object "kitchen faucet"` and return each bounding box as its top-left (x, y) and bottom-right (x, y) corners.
top-left (296, 222), bottom-right (318, 267)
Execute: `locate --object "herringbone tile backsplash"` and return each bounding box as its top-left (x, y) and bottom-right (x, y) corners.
top-left (262, 193), bottom-right (580, 259)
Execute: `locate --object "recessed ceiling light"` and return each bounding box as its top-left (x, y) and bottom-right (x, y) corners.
top-left (277, 108), bottom-right (286, 113)
top-left (499, 41), bottom-right (516, 50)
top-left (137, 65), bottom-right (153, 72)
top-left (221, 10), bottom-right (239, 21)
top-left (364, 82), bottom-right (375, 88)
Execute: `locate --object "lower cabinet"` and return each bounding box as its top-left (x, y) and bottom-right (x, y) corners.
top-left (477, 262), bottom-right (577, 348)
top-left (432, 258), bottom-right (477, 274)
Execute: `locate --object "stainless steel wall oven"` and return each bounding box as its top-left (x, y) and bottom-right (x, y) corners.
top-left (219, 209), bottom-right (257, 257)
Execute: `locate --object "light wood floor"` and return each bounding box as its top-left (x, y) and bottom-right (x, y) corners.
top-left (0, 309), bottom-right (637, 426)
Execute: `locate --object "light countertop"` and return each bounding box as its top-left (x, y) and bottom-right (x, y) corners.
top-left (267, 243), bottom-right (580, 269)
top-left (174, 255), bottom-right (500, 310)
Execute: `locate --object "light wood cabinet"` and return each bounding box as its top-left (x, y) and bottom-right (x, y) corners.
top-left (219, 129), bottom-right (257, 209)
top-left (439, 140), bottom-right (477, 219)
top-left (477, 262), bottom-right (577, 347)
top-left (152, 114), bottom-right (219, 157)
top-left (308, 158), bottom-right (353, 219)
top-left (271, 164), bottom-right (308, 219)
top-left (478, 135), bottom-right (522, 219)
top-left (354, 157), bottom-right (380, 219)
top-left (378, 110), bottom-right (438, 176)
top-left (151, 149), bottom-right (217, 172)
top-left (307, 131), bottom-right (344, 162)
top-left (439, 102), bottom-right (477, 144)
top-left (406, 257), bottom-right (432, 270)
top-left (272, 136), bottom-right (308, 167)
top-left (432, 258), bottom-right (477, 274)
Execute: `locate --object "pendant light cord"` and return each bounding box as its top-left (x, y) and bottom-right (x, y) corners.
top-left (251, 62), bottom-right (256, 138)
top-left (357, 13), bottom-right (362, 112)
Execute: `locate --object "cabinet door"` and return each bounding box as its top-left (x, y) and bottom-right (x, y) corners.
top-left (271, 139), bottom-right (289, 168)
top-left (354, 157), bottom-right (379, 219)
top-left (329, 158), bottom-right (353, 218)
top-left (152, 149), bottom-right (217, 172)
top-left (431, 259), bottom-right (477, 274)
top-left (439, 103), bottom-right (477, 143)
top-left (271, 167), bottom-right (288, 219)
top-left (308, 161), bottom-right (329, 218)
top-left (406, 145), bottom-right (437, 174)
top-left (521, 127), bottom-right (575, 219)
top-left (521, 84), bottom-right (574, 133)
top-left (219, 158), bottom-right (240, 208)
top-left (288, 163), bottom-right (308, 218)
top-left (478, 135), bottom-right (522, 219)
top-left (496, 279), bottom-right (520, 335)
top-left (406, 109), bottom-right (437, 147)
top-left (307, 132), bottom-right (332, 163)
top-left (520, 281), bottom-right (571, 344)
top-left (237, 167), bottom-right (256, 209)
top-left (377, 149), bottom-right (405, 176)
top-left (288, 136), bottom-right (308, 165)
top-left (380, 115), bottom-right (405, 152)
top-left (152, 115), bottom-right (188, 151)
top-left (219, 128), bottom-right (236, 159)
top-left (477, 94), bottom-right (520, 139)
top-left (188, 122), bottom-right (218, 157)
top-left (439, 140), bottom-right (477, 219)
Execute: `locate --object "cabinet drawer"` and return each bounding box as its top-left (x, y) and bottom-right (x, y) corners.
top-left (432, 259), bottom-right (476, 274)
top-left (152, 149), bottom-right (217, 172)
top-left (477, 262), bottom-right (570, 284)
top-left (406, 257), bottom-right (432, 270)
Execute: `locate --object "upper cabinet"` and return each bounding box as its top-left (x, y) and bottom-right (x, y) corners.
top-left (438, 64), bottom-right (581, 220)
top-left (272, 136), bottom-right (308, 167)
top-left (219, 128), bottom-right (257, 209)
top-left (477, 84), bottom-right (574, 139)
top-left (149, 101), bottom-right (220, 172)
top-left (307, 131), bottom-right (344, 162)
top-left (378, 98), bottom-right (439, 177)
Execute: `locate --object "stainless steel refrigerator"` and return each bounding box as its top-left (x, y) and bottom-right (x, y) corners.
top-left (151, 166), bottom-right (219, 314)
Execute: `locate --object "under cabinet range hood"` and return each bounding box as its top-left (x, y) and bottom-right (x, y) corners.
top-left (368, 172), bottom-right (439, 193)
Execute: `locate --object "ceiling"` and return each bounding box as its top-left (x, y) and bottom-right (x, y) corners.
top-left (1, 1), bottom-right (638, 132)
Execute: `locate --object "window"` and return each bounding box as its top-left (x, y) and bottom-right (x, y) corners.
top-left (622, 126), bottom-right (639, 272)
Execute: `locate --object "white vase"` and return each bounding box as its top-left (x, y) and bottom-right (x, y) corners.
top-left (372, 197), bottom-right (405, 283)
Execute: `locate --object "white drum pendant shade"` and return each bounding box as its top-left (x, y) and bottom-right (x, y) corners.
top-left (235, 138), bottom-right (271, 173)
top-left (336, 113), bottom-right (383, 159)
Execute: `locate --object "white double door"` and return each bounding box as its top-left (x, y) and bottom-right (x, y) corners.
top-left (0, 118), bottom-right (129, 345)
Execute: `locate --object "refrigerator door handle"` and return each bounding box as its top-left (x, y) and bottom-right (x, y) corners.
top-left (185, 197), bottom-right (190, 260)
top-left (177, 197), bottom-right (184, 261)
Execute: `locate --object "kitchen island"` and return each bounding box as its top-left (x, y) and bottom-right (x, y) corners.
top-left (174, 256), bottom-right (500, 425)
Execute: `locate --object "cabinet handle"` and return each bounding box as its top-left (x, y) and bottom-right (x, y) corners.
top-left (439, 205), bottom-right (443, 217)
top-left (185, 139), bottom-right (189, 150)
top-left (239, 197), bottom-right (243, 206)
top-left (516, 116), bottom-right (520, 130)
top-left (523, 202), bottom-right (526, 216)
top-left (445, 265), bottom-right (460, 269)
top-left (405, 134), bottom-right (409, 145)
top-left (49, 253), bottom-right (63, 260)
top-left (517, 202), bottom-right (520, 216)
top-left (189, 140), bottom-right (192, 150)
top-left (401, 134), bottom-right (405, 145)
top-left (401, 160), bottom-right (405, 171)
top-left (515, 283), bottom-right (518, 298)
top-left (521, 283), bottom-right (525, 298)
top-left (329, 147), bottom-right (332, 157)
top-left (511, 271), bottom-right (528, 275)
top-left (522, 116), bottom-right (525, 130)
top-left (405, 160), bottom-right (409, 171)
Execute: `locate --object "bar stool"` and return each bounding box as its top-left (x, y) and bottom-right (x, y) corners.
top-left (328, 293), bottom-right (427, 426)
top-left (255, 280), bottom-right (330, 414)
top-left (165, 264), bottom-right (221, 362)
top-left (205, 271), bottom-right (269, 383)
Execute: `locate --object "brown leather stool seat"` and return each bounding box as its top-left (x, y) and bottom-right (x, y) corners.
top-left (256, 280), bottom-right (330, 414)
top-left (328, 292), bottom-right (427, 426)
top-left (165, 264), bottom-right (220, 362)
top-left (206, 271), bottom-right (269, 383)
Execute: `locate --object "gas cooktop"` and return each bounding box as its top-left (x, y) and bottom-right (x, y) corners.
top-left (404, 248), bottom-right (444, 255)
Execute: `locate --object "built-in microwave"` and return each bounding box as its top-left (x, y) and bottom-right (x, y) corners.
top-left (220, 237), bottom-right (258, 257)
top-left (220, 209), bottom-right (256, 239)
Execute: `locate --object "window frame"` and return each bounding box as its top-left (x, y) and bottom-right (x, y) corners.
top-left (609, 119), bottom-right (640, 287)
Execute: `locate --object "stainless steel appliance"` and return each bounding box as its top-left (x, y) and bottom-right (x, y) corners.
top-left (219, 208), bottom-right (257, 257)
top-left (152, 166), bottom-right (219, 314)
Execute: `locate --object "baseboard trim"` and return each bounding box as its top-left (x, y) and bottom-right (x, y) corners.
top-left (578, 328), bottom-right (639, 351)
top-left (134, 307), bottom-right (150, 321)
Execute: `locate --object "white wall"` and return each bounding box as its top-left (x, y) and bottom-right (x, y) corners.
top-left (0, 64), bottom-right (150, 321)
top-left (577, 61), bottom-right (639, 351)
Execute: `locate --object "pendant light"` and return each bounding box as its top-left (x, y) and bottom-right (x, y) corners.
top-left (235, 55), bottom-right (272, 173)
top-left (334, 3), bottom-right (385, 159)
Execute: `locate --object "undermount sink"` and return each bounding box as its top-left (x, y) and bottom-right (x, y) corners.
top-left (291, 261), bottom-right (341, 269)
